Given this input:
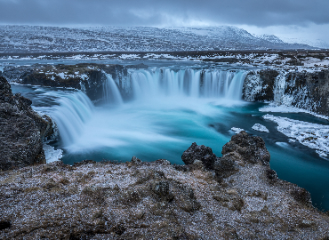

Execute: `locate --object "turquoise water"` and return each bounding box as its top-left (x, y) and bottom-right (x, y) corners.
top-left (10, 63), bottom-right (329, 212)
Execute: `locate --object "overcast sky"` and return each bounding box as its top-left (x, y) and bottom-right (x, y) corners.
top-left (0, 0), bottom-right (328, 47)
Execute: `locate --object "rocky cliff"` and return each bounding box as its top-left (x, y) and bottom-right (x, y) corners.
top-left (243, 69), bottom-right (329, 116)
top-left (0, 76), bottom-right (53, 171)
top-left (1, 131), bottom-right (329, 239)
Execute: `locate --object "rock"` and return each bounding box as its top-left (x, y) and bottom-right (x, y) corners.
top-left (1, 139), bottom-right (329, 239)
top-left (181, 142), bottom-right (217, 169)
top-left (0, 76), bottom-right (53, 170)
top-left (243, 69), bottom-right (329, 117)
top-left (152, 181), bottom-right (174, 202)
top-left (290, 186), bottom-right (312, 207)
top-left (222, 131), bottom-right (270, 165)
top-left (214, 153), bottom-right (239, 181)
top-left (243, 69), bottom-right (279, 102)
top-left (175, 185), bottom-right (201, 212)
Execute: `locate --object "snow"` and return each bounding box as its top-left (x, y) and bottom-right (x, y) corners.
top-left (316, 150), bottom-right (328, 159)
top-left (259, 103), bottom-right (329, 120)
top-left (43, 144), bottom-right (63, 163)
top-left (0, 25), bottom-right (313, 53)
top-left (80, 74), bottom-right (88, 80)
top-left (263, 114), bottom-right (329, 157)
top-left (252, 123), bottom-right (269, 133)
top-left (58, 72), bottom-right (65, 79)
top-left (119, 54), bottom-right (141, 59)
top-left (231, 127), bottom-right (244, 134)
top-left (303, 57), bottom-right (329, 68)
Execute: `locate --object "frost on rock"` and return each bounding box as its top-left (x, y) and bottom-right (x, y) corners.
top-left (252, 123), bottom-right (269, 133)
top-left (242, 72), bottom-right (262, 101)
top-left (263, 114), bottom-right (329, 157)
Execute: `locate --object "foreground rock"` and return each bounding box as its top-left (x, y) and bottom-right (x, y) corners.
top-left (1, 132), bottom-right (329, 239)
top-left (0, 77), bottom-right (53, 171)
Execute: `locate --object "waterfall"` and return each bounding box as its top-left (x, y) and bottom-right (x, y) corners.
top-left (103, 74), bottom-right (123, 105)
top-left (51, 68), bottom-right (247, 150)
top-left (50, 92), bottom-right (94, 147)
top-left (124, 68), bottom-right (247, 101)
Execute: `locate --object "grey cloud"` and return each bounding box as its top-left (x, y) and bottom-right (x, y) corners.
top-left (0, 0), bottom-right (328, 27)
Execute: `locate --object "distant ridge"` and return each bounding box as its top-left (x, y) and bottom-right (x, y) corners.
top-left (0, 25), bottom-right (316, 53)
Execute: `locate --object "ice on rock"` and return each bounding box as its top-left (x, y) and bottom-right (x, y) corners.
top-left (231, 127), bottom-right (244, 134)
top-left (43, 144), bottom-right (63, 163)
top-left (264, 114), bottom-right (329, 157)
top-left (316, 150), bottom-right (328, 159)
top-left (252, 123), bottom-right (269, 133)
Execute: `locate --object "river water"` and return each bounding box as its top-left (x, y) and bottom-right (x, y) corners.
top-left (6, 59), bottom-right (329, 211)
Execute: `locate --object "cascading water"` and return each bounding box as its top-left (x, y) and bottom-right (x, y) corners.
top-left (51, 67), bottom-right (248, 157)
top-left (127, 68), bottom-right (247, 100)
top-left (50, 91), bottom-right (94, 147)
top-left (102, 73), bottom-right (123, 105)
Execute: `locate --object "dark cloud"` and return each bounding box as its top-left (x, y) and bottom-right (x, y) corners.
top-left (0, 0), bottom-right (328, 27)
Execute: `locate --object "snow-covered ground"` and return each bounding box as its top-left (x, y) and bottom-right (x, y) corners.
top-left (0, 25), bottom-right (313, 54)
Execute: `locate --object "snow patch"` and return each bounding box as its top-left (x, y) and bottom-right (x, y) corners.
top-left (58, 72), bottom-right (65, 79)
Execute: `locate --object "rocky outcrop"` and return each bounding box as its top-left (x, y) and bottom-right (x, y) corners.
top-left (243, 69), bottom-right (279, 102)
top-left (4, 64), bottom-right (128, 102)
top-left (0, 76), bottom-right (53, 171)
top-left (243, 69), bottom-right (329, 116)
top-left (284, 70), bottom-right (329, 116)
top-left (1, 132), bottom-right (329, 239)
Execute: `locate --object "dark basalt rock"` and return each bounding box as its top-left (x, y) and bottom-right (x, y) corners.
top-left (181, 142), bottom-right (217, 169)
top-left (222, 131), bottom-right (270, 165)
top-left (0, 76), bottom-right (53, 171)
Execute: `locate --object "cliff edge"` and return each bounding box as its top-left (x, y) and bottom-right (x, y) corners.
top-left (0, 77), bottom-right (53, 171)
top-left (1, 131), bottom-right (329, 239)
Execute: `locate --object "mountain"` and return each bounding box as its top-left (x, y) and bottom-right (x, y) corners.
top-left (0, 25), bottom-right (315, 54)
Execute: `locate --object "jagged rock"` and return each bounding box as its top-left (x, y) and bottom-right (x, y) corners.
top-left (222, 131), bottom-right (270, 165)
top-left (0, 76), bottom-right (52, 170)
top-left (181, 142), bottom-right (217, 169)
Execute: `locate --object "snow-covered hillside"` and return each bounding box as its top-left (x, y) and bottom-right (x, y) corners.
top-left (0, 25), bottom-right (314, 53)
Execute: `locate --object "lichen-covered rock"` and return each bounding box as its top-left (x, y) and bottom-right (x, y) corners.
top-left (0, 76), bottom-right (53, 171)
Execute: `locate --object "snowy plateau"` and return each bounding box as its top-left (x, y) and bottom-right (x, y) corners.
top-left (0, 25), bottom-right (315, 53)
